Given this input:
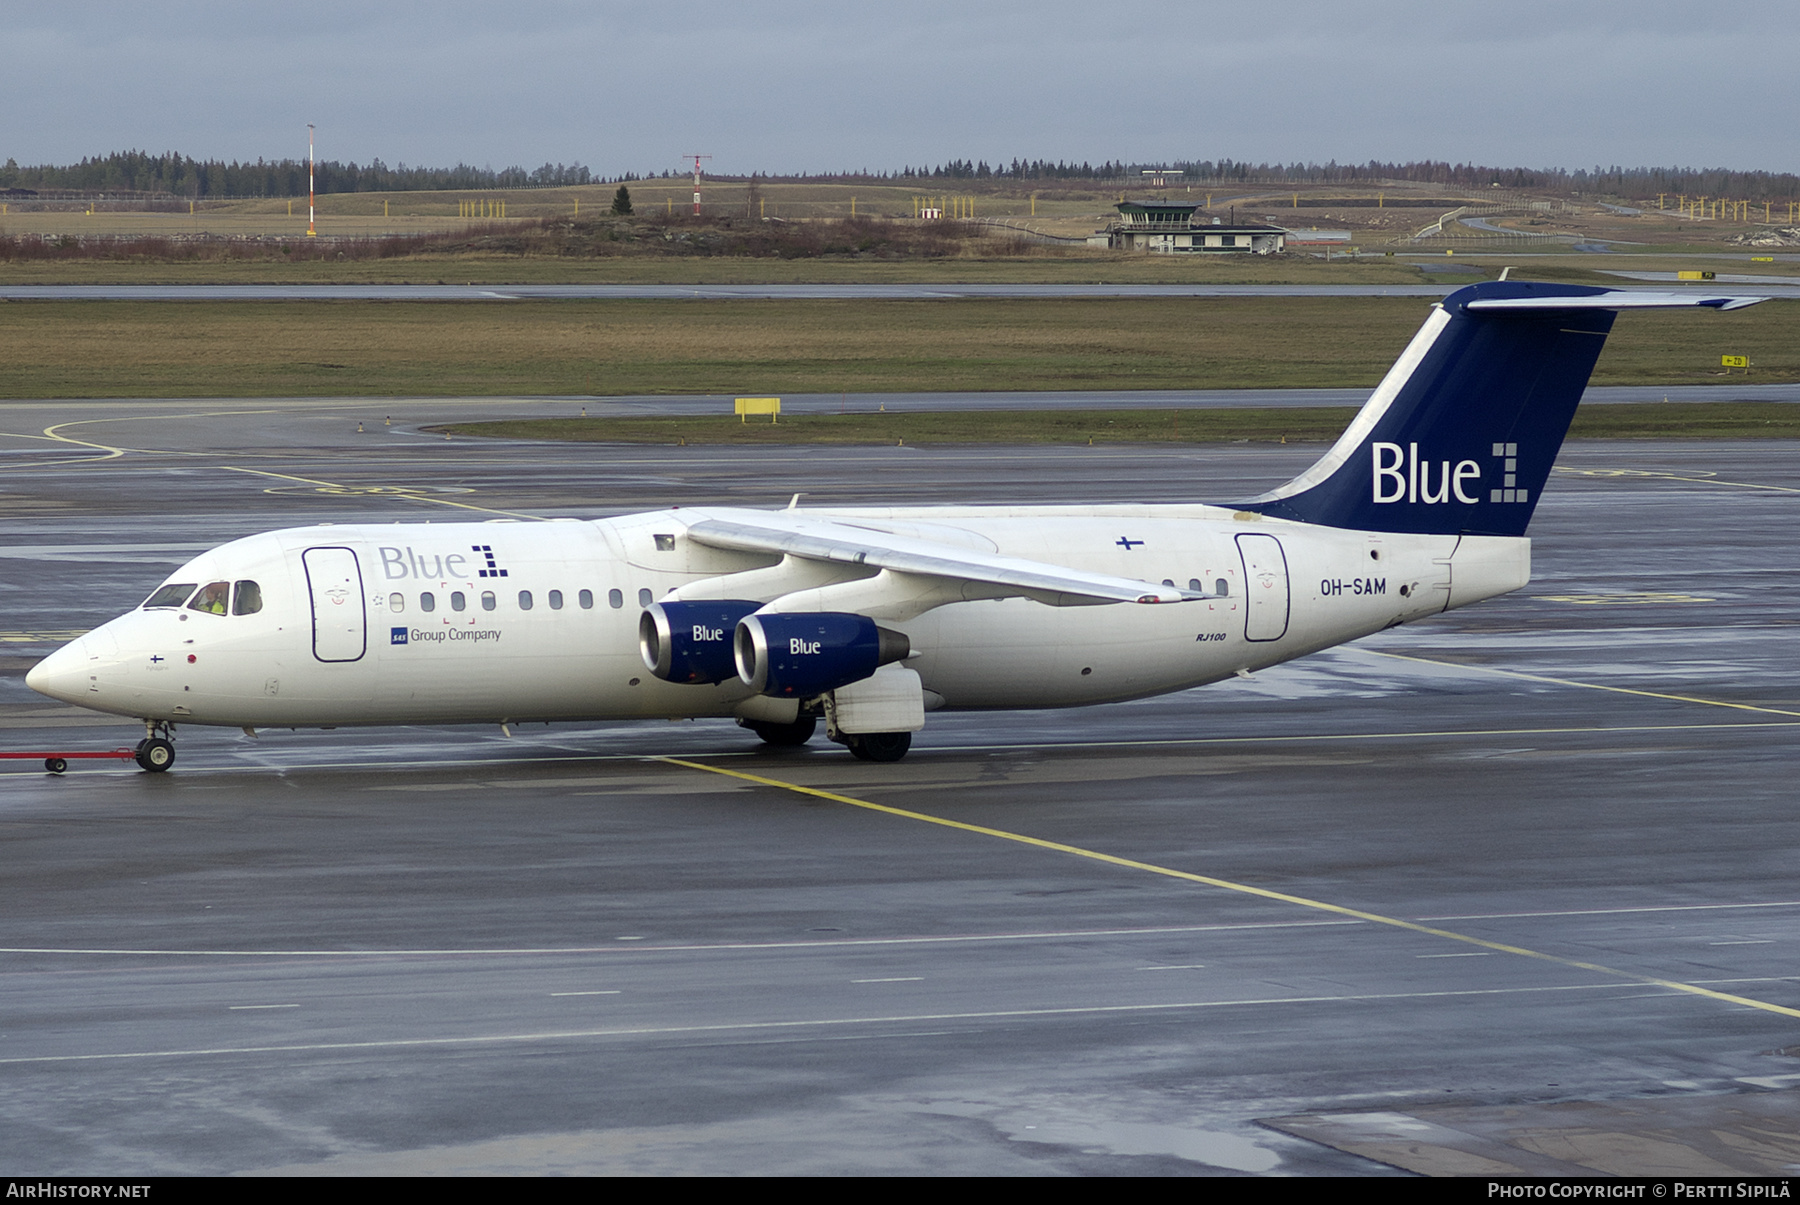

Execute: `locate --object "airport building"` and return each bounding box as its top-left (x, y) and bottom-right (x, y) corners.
top-left (1100, 201), bottom-right (1287, 254)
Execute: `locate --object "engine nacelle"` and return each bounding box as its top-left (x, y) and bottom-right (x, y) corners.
top-left (735, 612), bottom-right (911, 698)
top-left (640, 600), bottom-right (763, 684)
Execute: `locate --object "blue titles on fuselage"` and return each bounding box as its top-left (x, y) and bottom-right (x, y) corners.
top-left (378, 546), bottom-right (475, 581)
top-left (394, 627), bottom-right (501, 644)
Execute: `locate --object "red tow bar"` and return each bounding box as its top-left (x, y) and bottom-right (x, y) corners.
top-left (0, 749), bottom-right (139, 774)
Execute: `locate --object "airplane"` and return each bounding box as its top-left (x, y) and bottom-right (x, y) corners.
top-left (25, 281), bottom-right (1766, 771)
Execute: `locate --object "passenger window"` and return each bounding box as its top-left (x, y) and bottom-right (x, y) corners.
top-left (451, 591), bottom-right (466, 612)
top-left (144, 583), bottom-right (197, 609)
top-left (548, 589), bottom-right (564, 610)
top-left (637, 588), bottom-right (652, 607)
top-left (420, 591), bottom-right (436, 613)
top-left (233, 580), bottom-right (264, 616)
top-left (481, 591), bottom-right (496, 612)
top-left (1215, 578), bottom-right (1229, 597)
top-left (388, 592), bottom-right (404, 614)
top-left (604, 589), bottom-right (619, 609)
top-left (518, 590), bottom-right (533, 611)
top-left (187, 581), bottom-right (230, 615)
top-left (1188, 579), bottom-right (1202, 592)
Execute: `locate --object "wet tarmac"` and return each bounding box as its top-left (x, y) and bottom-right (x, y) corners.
top-left (0, 283), bottom-right (1461, 302)
top-left (4, 280), bottom-right (1797, 302)
top-left (2, 401), bottom-right (1798, 1175)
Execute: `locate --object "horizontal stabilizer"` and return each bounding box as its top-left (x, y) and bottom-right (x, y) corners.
top-left (1465, 291), bottom-right (1765, 312)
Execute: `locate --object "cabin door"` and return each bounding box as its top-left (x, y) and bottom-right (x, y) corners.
top-left (304, 546), bottom-right (367, 663)
top-left (1235, 533), bottom-right (1290, 642)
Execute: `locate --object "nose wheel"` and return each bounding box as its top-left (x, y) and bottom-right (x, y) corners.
top-left (135, 721), bottom-right (176, 773)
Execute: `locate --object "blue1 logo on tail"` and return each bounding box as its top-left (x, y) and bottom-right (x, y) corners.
top-left (1371, 443), bottom-right (1482, 506)
top-left (1370, 442), bottom-right (1527, 506)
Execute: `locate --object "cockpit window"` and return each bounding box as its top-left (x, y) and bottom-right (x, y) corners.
top-left (143, 583), bottom-right (198, 609)
top-left (232, 580), bottom-right (264, 616)
top-left (187, 581), bottom-right (230, 615)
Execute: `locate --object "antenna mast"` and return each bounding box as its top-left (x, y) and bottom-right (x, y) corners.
top-left (306, 124), bottom-right (316, 238)
top-left (684, 154), bottom-right (712, 215)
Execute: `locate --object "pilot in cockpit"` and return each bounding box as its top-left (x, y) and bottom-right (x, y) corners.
top-left (188, 581), bottom-right (230, 615)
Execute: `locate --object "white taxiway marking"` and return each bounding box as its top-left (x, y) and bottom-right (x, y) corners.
top-left (21, 721), bottom-right (1800, 785)
top-left (0, 919), bottom-right (1361, 959)
top-left (1421, 901), bottom-right (1800, 921)
top-left (0, 982), bottom-right (1668, 1066)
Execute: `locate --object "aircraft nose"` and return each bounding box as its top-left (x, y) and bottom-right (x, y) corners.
top-left (26, 637), bottom-right (91, 705)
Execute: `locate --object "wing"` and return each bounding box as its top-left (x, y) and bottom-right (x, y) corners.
top-left (674, 509), bottom-right (1206, 619)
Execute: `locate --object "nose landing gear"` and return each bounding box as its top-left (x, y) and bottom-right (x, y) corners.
top-left (135, 720), bottom-right (177, 773)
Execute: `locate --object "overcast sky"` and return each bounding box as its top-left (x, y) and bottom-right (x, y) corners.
top-left (8, 1), bottom-right (1794, 176)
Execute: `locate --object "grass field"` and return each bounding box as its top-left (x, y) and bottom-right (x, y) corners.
top-left (0, 251), bottom-right (1448, 286)
top-left (0, 180), bottom-right (1132, 230)
top-left (0, 250), bottom-right (1785, 288)
top-left (4, 174), bottom-right (1790, 285)
top-left (0, 297), bottom-right (1790, 399)
top-left (439, 403), bottom-right (1800, 447)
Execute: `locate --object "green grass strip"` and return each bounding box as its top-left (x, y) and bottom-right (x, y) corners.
top-left (441, 403), bottom-right (1800, 446)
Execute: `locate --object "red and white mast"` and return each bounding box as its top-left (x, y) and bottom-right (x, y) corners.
top-left (684, 154), bottom-right (711, 215)
top-left (307, 124), bottom-right (316, 237)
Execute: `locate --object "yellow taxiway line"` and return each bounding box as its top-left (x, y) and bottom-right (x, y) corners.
top-left (1558, 465), bottom-right (1800, 496)
top-left (1366, 649), bottom-right (1800, 718)
top-left (656, 756), bottom-right (1800, 1023)
top-left (18, 408), bottom-right (540, 519)
top-left (219, 466), bottom-right (541, 520)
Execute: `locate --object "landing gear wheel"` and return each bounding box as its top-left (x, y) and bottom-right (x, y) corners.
top-left (843, 731), bottom-right (911, 763)
top-left (44, 757), bottom-right (67, 774)
top-left (135, 738), bottom-right (175, 773)
top-left (746, 715), bottom-right (817, 747)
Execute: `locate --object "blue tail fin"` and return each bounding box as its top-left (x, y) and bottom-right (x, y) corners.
top-left (1235, 281), bottom-right (1761, 537)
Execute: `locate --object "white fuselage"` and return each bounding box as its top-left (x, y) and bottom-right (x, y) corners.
top-left (28, 505), bottom-right (1529, 729)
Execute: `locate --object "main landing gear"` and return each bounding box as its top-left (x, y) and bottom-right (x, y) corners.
top-left (842, 731), bottom-right (911, 763)
top-left (740, 713), bottom-right (913, 761)
top-left (135, 720), bottom-right (176, 773)
top-left (743, 714), bottom-right (818, 747)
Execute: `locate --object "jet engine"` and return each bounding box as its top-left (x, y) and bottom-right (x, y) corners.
top-left (640, 600), bottom-right (763, 684)
top-left (735, 612), bottom-right (911, 698)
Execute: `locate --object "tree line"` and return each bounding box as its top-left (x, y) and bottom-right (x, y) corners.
top-left (1150, 159), bottom-right (1800, 200)
top-left (5, 149), bottom-right (1796, 202)
top-left (0, 151), bottom-right (597, 197)
top-left (888, 159), bottom-right (1800, 199)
